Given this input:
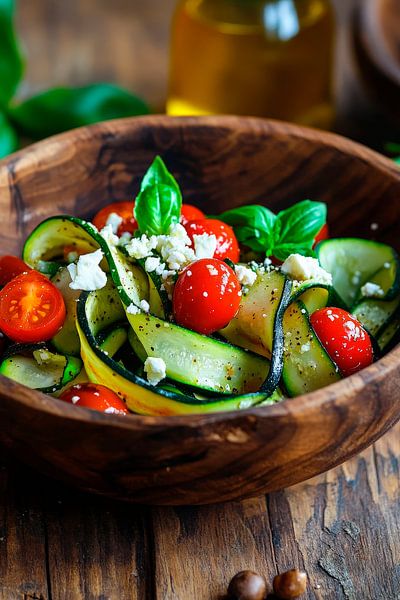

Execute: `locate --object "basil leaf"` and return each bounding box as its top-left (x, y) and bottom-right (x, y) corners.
top-left (0, 0), bottom-right (24, 107)
top-left (0, 111), bottom-right (18, 158)
top-left (134, 157), bottom-right (182, 235)
top-left (219, 205), bottom-right (276, 253)
top-left (8, 84), bottom-right (149, 139)
top-left (275, 200), bottom-right (326, 246)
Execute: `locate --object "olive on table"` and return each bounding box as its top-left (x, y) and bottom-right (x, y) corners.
top-left (273, 569), bottom-right (307, 599)
top-left (228, 570), bottom-right (267, 600)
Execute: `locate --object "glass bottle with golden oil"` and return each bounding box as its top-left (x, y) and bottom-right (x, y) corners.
top-left (167, 0), bottom-right (335, 129)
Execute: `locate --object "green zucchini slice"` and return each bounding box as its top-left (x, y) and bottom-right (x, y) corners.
top-left (317, 238), bottom-right (400, 308)
top-left (282, 302), bottom-right (341, 397)
top-left (0, 345), bottom-right (82, 393)
top-left (76, 284), bottom-right (278, 415)
top-left (51, 266), bottom-right (81, 356)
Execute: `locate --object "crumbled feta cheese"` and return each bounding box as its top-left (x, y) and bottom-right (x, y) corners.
top-left (156, 224), bottom-right (196, 270)
top-left (140, 299), bottom-right (150, 313)
top-left (203, 291), bottom-right (208, 297)
top-left (71, 396), bottom-right (80, 405)
top-left (126, 234), bottom-right (158, 259)
top-left (300, 343), bottom-right (311, 354)
top-left (384, 262), bottom-right (391, 269)
top-left (361, 282), bottom-right (385, 298)
top-left (104, 406), bottom-right (126, 415)
top-left (235, 265), bottom-right (257, 287)
top-left (144, 256), bottom-right (161, 273)
top-left (105, 212), bottom-right (123, 234)
top-left (281, 254), bottom-right (332, 285)
top-left (144, 357), bottom-right (166, 386)
top-left (126, 303), bottom-right (141, 315)
top-left (206, 264), bottom-right (219, 276)
top-left (68, 249), bottom-right (107, 291)
top-left (119, 231), bottom-right (132, 246)
top-left (100, 224), bottom-right (119, 247)
top-left (193, 233), bottom-right (217, 259)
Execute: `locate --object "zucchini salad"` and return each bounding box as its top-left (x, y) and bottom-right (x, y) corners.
top-left (0, 157), bottom-right (398, 416)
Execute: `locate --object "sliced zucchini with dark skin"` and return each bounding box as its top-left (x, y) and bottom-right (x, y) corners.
top-left (377, 307), bottom-right (400, 352)
top-left (23, 216), bottom-right (148, 308)
top-left (127, 327), bottom-right (147, 362)
top-left (98, 326), bottom-right (128, 359)
top-left (0, 344), bottom-right (82, 393)
top-left (317, 238), bottom-right (400, 308)
top-left (76, 285), bottom-right (278, 415)
top-left (292, 284), bottom-right (330, 315)
top-left (219, 270), bottom-right (292, 359)
top-left (137, 257), bottom-right (170, 319)
top-left (51, 266), bottom-right (81, 356)
top-left (282, 301), bottom-right (341, 397)
top-left (352, 296), bottom-right (400, 338)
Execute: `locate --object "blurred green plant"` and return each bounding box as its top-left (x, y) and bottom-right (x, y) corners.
top-left (0, 0), bottom-right (149, 159)
top-left (385, 142), bottom-right (400, 165)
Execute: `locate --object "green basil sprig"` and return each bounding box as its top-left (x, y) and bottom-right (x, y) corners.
top-left (134, 156), bottom-right (182, 236)
top-left (219, 200), bottom-right (327, 261)
top-left (0, 0), bottom-right (148, 159)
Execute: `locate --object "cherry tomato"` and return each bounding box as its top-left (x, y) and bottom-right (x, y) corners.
top-left (0, 255), bottom-right (31, 287)
top-left (92, 201), bottom-right (138, 236)
top-left (180, 204), bottom-right (205, 225)
top-left (310, 307), bottom-right (373, 377)
top-left (173, 258), bottom-right (241, 334)
top-left (184, 219), bottom-right (240, 263)
top-left (60, 383), bottom-right (129, 415)
top-left (0, 271), bottom-right (66, 343)
top-left (314, 223), bottom-right (329, 247)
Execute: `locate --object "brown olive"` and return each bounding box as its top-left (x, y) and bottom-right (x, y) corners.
top-left (273, 569), bottom-right (307, 599)
top-left (228, 570), bottom-right (268, 600)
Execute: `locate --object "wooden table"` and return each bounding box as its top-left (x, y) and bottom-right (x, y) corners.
top-left (1, 1), bottom-right (398, 598)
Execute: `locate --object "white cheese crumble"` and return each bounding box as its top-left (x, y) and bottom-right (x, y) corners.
top-left (71, 395), bottom-right (80, 405)
top-left (100, 224), bottom-right (119, 247)
top-left (68, 249), bottom-right (107, 291)
top-left (126, 303), bottom-right (141, 315)
top-left (281, 254), bottom-right (332, 285)
top-left (144, 256), bottom-right (161, 273)
top-left (144, 357), bottom-right (166, 386)
top-left (361, 282), bottom-right (385, 298)
top-left (104, 406), bottom-right (126, 415)
top-left (193, 233), bottom-right (217, 259)
top-left (140, 299), bottom-right (150, 313)
top-left (105, 212), bottom-right (123, 234)
top-left (126, 234), bottom-right (158, 259)
top-left (235, 264), bottom-right (257, 287)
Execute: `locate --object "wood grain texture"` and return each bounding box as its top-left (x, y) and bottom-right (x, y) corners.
top-left (16, 0), bottom-right (176, 111)
top-left (0, 115), bottom-right (399, 505)
top-left (0, 424), bottom-right (398, 599)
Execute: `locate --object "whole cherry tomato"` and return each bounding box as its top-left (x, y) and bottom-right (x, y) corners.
top-left (60, 383), bottom-right (129, 415)
top-left (173, 258), bottom-right (241, 334)
top-left (180, 204), bottom-right (205, 225)
top-left (184, 219), bottom-right (240, 263)
top-left (0, 255), bottom-right (31, 287)
top-left (310, 307), bottom-right (373, 377)
top-left (0, 271), bottom-right (66, 343)
top-left (92, 201), bottom-right (137, 236)
top-left (314, 223), bottom-right (329, 247)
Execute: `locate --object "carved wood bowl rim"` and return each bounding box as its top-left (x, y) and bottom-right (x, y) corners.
top-left (0, 115), bottom-right (399, 481)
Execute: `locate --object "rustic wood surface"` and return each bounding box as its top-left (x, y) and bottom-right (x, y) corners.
top-left (0, 1), bottom-right (396, 599)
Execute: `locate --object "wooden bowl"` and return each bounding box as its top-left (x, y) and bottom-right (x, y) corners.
top-left (0, 115), bottom-right (399, 505)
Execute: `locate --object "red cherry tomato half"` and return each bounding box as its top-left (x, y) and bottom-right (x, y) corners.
top-left (60, 383), bottom-right (129, 415)
top-left (92, 201), bottom-right (138, 236)
top-left (180, 204), bottom-right (206, 225)
top-left (0, 255), bottom-right (31, 287)
top-left (310, 307), bottom-right (373, 377)
top-left (0, 271), bottom-right (66, 343)
top-left (173, 258), bottom-right (241, 334)
top-left (184, 219), bottom-right (240, 263)
top-left (314, 223), bottom-right (329, 247)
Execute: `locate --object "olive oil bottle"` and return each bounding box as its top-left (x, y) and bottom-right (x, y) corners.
top-left (167, 0), bottom-right (335, 129)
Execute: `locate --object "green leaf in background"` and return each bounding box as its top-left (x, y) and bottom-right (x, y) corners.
top-left (8, 83), bottom-right (149, 139)
top-left (135, 157), bottom-right (182, 236)
top-left (0, 0), bottom-right (24, 107)
top-left (0, 111), bottom-right (18, 158)
top-left (218, 205), bottom-right (276, 253)
top-left (275, 200), bottom-right (326, 248)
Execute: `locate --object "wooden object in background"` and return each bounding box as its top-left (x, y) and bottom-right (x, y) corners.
top-left (0, 115), bottom-right (399, 505)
